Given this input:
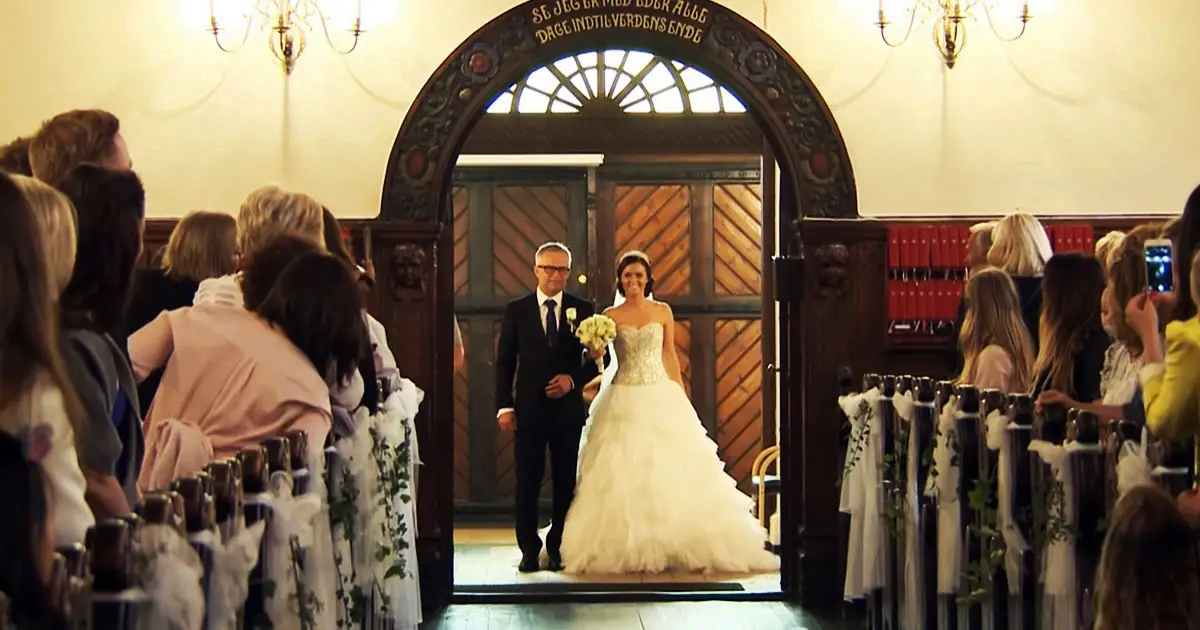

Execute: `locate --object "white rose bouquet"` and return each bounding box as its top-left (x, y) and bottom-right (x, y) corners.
top-left (575, 314), bottom-right (617, 370)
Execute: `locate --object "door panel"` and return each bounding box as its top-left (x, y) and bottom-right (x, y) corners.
top-left (713, 183), bottom-right (763, 296)
top-left (492, 185), bottom-right (569, 297)
top-left (613, 184), bottom-right (693, 296)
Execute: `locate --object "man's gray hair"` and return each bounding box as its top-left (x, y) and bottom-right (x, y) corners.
top-left (535, 241), bottom-right (572, 265)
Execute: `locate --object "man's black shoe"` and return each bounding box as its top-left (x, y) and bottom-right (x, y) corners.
top-left (518, 554), bottom-right (540, 572)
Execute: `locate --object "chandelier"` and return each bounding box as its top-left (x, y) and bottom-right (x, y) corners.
top-left (207, 0), bottom-right (372, 74)
top-left (875, 0), bottom-right (1032, 69)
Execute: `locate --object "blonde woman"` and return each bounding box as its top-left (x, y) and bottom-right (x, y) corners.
top-left (1094, 230), bottom-right (1125, 275)
top-left (956, 268), bottom-right (1035, 392)
top-left (3, 174), bottom-right (95, 546)
top-left (951, 213), bottom-right (1051, 373)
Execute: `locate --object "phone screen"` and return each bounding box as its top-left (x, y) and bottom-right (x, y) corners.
top-left (1146, 243), bottom-right (1174, 293)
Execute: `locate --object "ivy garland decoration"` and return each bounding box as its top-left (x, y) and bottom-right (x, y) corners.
top-left (881, 417), bottom-right (909, 539)
top-left (368, 417), bottom-right (415, 616)
top-left (843, 397), bottom-right (874, 478)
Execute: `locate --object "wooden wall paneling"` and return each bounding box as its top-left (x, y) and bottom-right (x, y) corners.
top-left (463, 182), bottom-right (495, 505)
top-left (715, 318), bottom-right (764, 493)
top-left (452, 187), bottom-right (470, 296)
top-left (491, 184), bottom-right (570, 297)
top-left (613, 184), bottom-right (692, 296)
top-left (674, 318), bottom-right (694, 400)
top-left (714, 183), bottom-right (764, 296)
top-left (491, 322), bottom-right (515, 501)
top-left (452, 322), bottom-right (471, 502)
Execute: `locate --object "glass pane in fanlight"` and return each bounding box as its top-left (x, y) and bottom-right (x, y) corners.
top-left (622, 50), bottom-right (655, 76)
top-left (486, 90), bottom-right (515, 114)
top-left (569, 73), bottom-right (592, 98)
top-left (603, 49), bottom-right (626, 69)
top-left (581, 68), bottom-right (600, 98)
top-left (319, 0), bottom-right (399, 30)
top-left (549, 99), bottom-right (578, 113)
top-left (554, 56), bottom-right (579, 75)
top-left (603, 69), bottom-right (618, 97)
top-left (719, 87), bottom-right (747, 113)
top-left (652, 88), bottom-right (685, 113)
top-left (689, 86), bottom-right (722, 113)
top-left (619, 86), bottom-right (648, 107)
top-left (576, 51), bottom-right (599, 68)
top-left (516, 89), bottom-right (551, 114)
top-left (610, 73), bottom-right (632, 98)
top-left (678, 67), bottom-right (714, 91)
top-left (625, 99), bottom-right (653, 113)
top-left (640, 63), bottom-right (676, 94)
top-left (526, 67), bottom-right (559, 93)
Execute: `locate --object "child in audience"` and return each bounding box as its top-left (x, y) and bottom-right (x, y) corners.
top-left (955, 268), bottom-right (1034, 392)
top-left (1094, 484), bottom-right (1200, 630)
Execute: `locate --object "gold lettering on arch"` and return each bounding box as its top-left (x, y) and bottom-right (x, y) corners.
top-left (530, 0), bottom-right (711, 45)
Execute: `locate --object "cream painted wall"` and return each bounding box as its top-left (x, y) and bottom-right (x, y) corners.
top-left (1, 0), bottom-right (1196, 218)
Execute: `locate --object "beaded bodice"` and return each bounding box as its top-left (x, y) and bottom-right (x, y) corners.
top-left (612, 323), bottom-right (669, 386)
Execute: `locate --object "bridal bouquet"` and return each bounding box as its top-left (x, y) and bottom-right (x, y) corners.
top-left (575, 314), bottom-right (616, 369)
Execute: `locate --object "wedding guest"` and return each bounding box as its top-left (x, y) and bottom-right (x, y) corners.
top-left (966, 221), bottom-right (996, 272)
top-left (125, 211), bottom-right (237, 416)
top-left (1094, 230), bottom-right (1125, 275)
top-left (0, 432), bottom-right (70, 630)
top-left (320, 210), bottom-right (377, 412)
top-left (28, 110), bottom-right (132, 187)
top-left (1030, 253), bottom-right (1108, 402)
top-left (1170, 186), bottom-right (1200, 322)
top-left (57, 165), bottom-right (145, 518)
top-left (954, 268), bottom-right (1034, 392)
top-left (0, 136), bottom-right (32, 175)
top-left (0, 173), bottom-right (93, 545)
top-left (1094, 484), bottom-right (1200, 630)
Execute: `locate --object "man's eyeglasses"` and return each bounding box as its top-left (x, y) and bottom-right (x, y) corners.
top-left (537, 265), bottom-right (571, 276)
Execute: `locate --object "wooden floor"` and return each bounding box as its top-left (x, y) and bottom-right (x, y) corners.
top-left (454, 527), bottom-right (781, 594)
top-left (421, 601), bottom-right (853, 629)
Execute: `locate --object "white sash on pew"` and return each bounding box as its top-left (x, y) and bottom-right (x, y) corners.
top-left (893, 391), bottom-right (926, 630)
top-left (930, 396), bottom-right (961, 597)
top-left (139, 523), bottom-right (206, 630)
top-left (985, 409), bottom-right (1029, 595)
top-left (838, 387), bottom-right (885, 601)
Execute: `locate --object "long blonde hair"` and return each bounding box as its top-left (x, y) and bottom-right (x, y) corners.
top-left (987, 212), bottom-right (1053, 277)
top-left (957, 268), bottom-right (1035, 390)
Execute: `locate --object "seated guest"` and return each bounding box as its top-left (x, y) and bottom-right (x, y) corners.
top-left (129, 248), bottom-right (361, 491)
top-left (955, 268), bottom-right (1034, 392)
top-left (1030, 253), bottom-right (1108, 402)
top-left (0, 136), bottom-right (32, 175)
top-left (0, 173), bottom-right (93, 545)
top-left (57, 165), bottom-right (145, 519)
top-left (125, 210), bottom-right (237, 416)
top-left (1094, 484), bottom-right (1200, 630)
top-left (28, 109), bottom-right (132, 187)
top-left (1129, 248), bottom-right (1200, 443)
top-left (0, 432), bottom-right (71, 630)
top-left (1038, 225), bottom-right (1162, 418)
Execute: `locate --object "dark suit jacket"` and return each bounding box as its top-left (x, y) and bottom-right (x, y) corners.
top-left (495, 292), bottom-right (601, 423)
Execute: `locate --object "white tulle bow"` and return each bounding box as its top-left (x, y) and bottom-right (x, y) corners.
top-left (207, 522), bottom-right (267, 630)
top-left (985, 410), bottom-right (1029, 594)
top-left (139, 524), bottom-right (206, 630)
top-left (893, 391), bottom-right (916, 424)
top-left (933, 397), bottom-right (961, 595)
top-left (1116, 428), bottom-right (1153, 497)
top-left (263, 472), bottom-right (323, 630)
top-left (837, 386), bottom-right (886, 600)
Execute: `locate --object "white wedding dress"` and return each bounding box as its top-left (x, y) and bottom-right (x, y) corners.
top-left (558, 321), bottom-right (779, 574)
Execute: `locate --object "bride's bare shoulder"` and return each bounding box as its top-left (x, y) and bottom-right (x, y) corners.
top-left (603, 304), bottom-right (627, 323)
top-left (649, 299), bottom-right (674, 318)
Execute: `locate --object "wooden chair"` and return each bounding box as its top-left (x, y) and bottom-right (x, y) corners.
top-left (751, 445), bottom-right (780, 530)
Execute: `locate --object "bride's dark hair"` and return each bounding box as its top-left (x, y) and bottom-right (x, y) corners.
top-left (615, 250), bottom-right (654, 297)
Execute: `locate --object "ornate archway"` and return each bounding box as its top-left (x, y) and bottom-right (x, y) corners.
top-left (377, 0), bottom-right (858, 611)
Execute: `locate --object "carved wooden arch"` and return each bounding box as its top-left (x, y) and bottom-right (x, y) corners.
top-left (377, 0), bottom-right (859, 610)
top-left (380, 0), bottom-right (858, 222)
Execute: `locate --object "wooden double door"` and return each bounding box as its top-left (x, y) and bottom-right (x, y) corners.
top-left (451, 162), bottom-right (771, 513)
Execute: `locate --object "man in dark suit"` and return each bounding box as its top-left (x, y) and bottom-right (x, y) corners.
top-left (496, 242), bottom-right (602, 572)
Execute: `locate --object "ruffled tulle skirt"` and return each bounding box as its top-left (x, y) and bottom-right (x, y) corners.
top-left (559, 378), bottom-right (778, 574)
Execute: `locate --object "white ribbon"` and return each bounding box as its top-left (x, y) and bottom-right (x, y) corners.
top-left (837, 387), bottom-right (884, 600)
top-left (893, 391), bottom-right (916, 424)
top-left (1116, 427), bottom-right (1153, 497)
top-left (900, 397), bottom-right (928, 630)
top-left (985, 410), bottom-right (1030, 595)
top-left (139, 524), bottom-right (206, 630)
top-left (263, 472), bottom-right (323, 630)
top-left (207, 522), bottom-right (266, 630)
top-left (933, 397), bottom-right (961, 595)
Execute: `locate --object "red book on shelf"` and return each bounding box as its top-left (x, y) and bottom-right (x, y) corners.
top-left (1081, 225), bottom-right (1095, 253)
top-left (932, 226), bottom-right (946, 269)
top-left (1045, 225), bottom-right (1057, 252)
top-left (914, 226), bottom-right (928, 269)
top-left (888, 226), bottom-right (901, 269)
top-left (907, 280), bottom-right (918, 321)
top-left (888, 279), bottom-right (900, 320)
top-left (942, 226), bottom-right (956, 270)
top-left (957, 226), bottom-right (970, 268)
top-left (900, 226), bottom-right (913, 268)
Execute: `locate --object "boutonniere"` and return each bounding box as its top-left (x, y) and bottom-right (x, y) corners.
top-left (565, 307), bottom-right (578, 330)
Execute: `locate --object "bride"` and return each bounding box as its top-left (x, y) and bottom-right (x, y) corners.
top-left (558, 250), bottom-right (778, 574)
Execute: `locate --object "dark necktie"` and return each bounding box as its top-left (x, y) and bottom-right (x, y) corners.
top-left (545, 298), bottom-right (558, 348)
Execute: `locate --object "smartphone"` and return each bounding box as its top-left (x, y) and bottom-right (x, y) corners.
top-left (1145, 238), bottom-right (1174, 294)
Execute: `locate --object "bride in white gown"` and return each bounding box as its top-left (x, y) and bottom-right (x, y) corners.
top-left (558, 250), bottom-right (778, 574)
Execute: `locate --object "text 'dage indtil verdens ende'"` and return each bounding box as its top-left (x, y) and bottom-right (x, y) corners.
top-left (531, 0), bottom-right (712, 45)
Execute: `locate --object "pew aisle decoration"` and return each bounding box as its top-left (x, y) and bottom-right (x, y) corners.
top-left (331, 377), bottom-right (424, 629)
top-left (136, 523), bottom-right (206, 629)
top-left (985, 408), bottom-right (1028, 600)
top-left (262, 471), bottom-right (324, 629)
top-left (930, 395), bottom-right (961, 599)
top-left (1026, 440), bottom-right (1092, 630)
top-left (207, 522), bottom-right (267, 630)
top-left (837, 385), bottom-right (885, 601)
top-left (892, 389), bottom-right (925, 630)
top-left (1115, 430), bottom-right (1152, 496)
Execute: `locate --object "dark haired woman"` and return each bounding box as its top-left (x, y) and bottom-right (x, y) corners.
top-left (557, 250), bottom-right (777, 575)
top-left (56, 164), bottom-right (145, 520)
top-left (1029, 253), bottom-right (1110, 402)
top-left (0, 431), bottom-right (71, 630)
